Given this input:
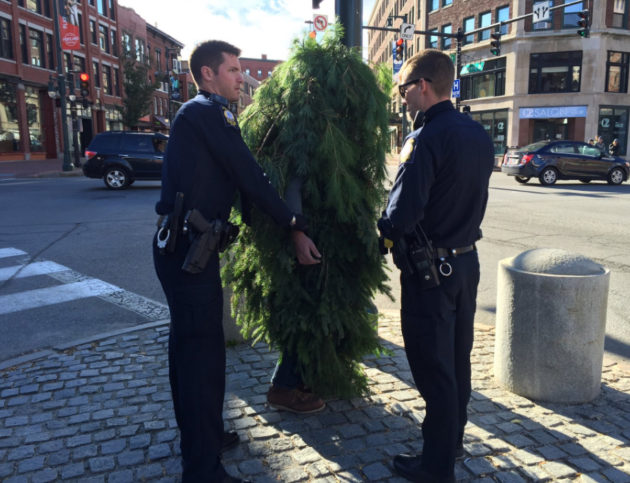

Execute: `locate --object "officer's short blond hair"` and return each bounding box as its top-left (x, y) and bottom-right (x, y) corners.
top-left (401, 49), bottom-right (454, 99)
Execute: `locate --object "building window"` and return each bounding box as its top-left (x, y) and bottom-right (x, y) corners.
top-left (89, 20), bottom-right (96, 44)
top-left (28, 29), bottom-right (43, 67)
top-left (0, 81), bottom-right (20, 153)
top-left (461, 57), bottom-right (506, 100)
top-left (606, 51), bottom-right (629, 93)
top-left (122, 32), bottom-right (131, 54)
top-left (73, 55), bottom-right (85, 78)
top-left (497, 5), bottom-right (509, 34)
top-left (613, 0), bottom-right (628, 28)
top-left (529, 51), bottom-right (582, 94)
top-left (598, 106), bottom-right (629, 155)
top-left (92, 61), bottom-right (100, 87)
top-left (135, 38), bottom-right (144, 63)
top-left (19, 25), bottom-right (27, 64)
top-left (102, 64), bottom-right (112, 94)
top-left (108, 0), bottom-right (115, 20)
top-left (25, 86), bottom-right (43, 151)
top-left (155, 48), bottom-right (161, 71)
top-left (64, 52), bottom-right (71, 73)
top-left (429, 28), bottom-right (438, 48)
top-left (46, 33), bottom-right (53, 67)
top-left (0, 18), bottom-right (13, 60)
top-left (429, 0), bottom-right (438, 12)
top-left (478, 11), bottom-right (491, 41)
top-left (26, 0), bottom-right (42, 15)
top-left (470, 109), bottom-right (508, 155)
top-left (113, 67), bottom-right (120, 96)
top-left (110, 30), bottom-right (117, 56)
top-left (99, 24), bottom-right (109, 53)
top-left (443, 0), bottom-right (452, 5)
top-left (97, 0), bottom-right (105, 16)
top-left (257, 69), bottom-right (262, 77)
top-left (463, 16), bottom-right (474, 44)
top-left (441, 24), bottom-right (452, 50)
top-left (533, 1), bottom-right (553, 30)
top-left (267, 70), bottom-right (272, 77)
top-left (563, 1), bottom-right (583, 28)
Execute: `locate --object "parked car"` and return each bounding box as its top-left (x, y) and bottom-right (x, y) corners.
top-left (82, 131), bottom-right (168, 190)
top-left (501, 140), bottom-right (630, 186)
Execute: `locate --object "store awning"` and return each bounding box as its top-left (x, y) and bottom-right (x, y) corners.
top-left (154, 116), bottom-right (170, 129)
top-left (460, 61), bottom-right (485, 75)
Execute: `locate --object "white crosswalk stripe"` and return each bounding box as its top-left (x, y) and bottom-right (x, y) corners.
top-left (0, 247), bottom-right (168, 319)
top-left (0, 279), bottom-right (121, 315)
top-left (0, 261), bottom-right (69, 282)
top-left (0, 248), bottom-right (26, 259)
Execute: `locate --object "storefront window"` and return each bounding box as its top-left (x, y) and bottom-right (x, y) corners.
top-left (598, 106), bottom-right (629, 156)
top-left (24, 86), bottom-right (43, 151)
top-left (0, 81), bottom-right (20, 152)
top-left (471, 109), bottom-right (508, 155)
top-left (529, 51), bottom-right (582, 94)
top-left (606, 51), bottom-right (629, 93)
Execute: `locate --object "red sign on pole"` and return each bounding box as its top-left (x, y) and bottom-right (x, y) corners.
top-left (59, 0), bottom-right (80, 50)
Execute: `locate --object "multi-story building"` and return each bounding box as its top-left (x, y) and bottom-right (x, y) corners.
top-left (240, 54), bottom-right (281, 83)
top-left (0, 0), bottom-right (123, 161)
top-left (368, 0), bottom-right (628, 158)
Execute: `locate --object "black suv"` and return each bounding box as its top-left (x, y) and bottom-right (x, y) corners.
top-left (82, 131), bottom-right (168, 189)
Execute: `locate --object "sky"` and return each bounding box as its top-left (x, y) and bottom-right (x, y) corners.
top-left (118, 0), bottom-right (376, 62)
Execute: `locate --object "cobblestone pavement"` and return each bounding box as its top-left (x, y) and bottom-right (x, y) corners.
top-left (1, 311), bottom-right (630, 482)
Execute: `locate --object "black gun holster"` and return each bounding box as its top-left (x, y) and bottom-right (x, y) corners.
top-left (181, 209), bottom-right (239, 274)
top-left (391, 229), bottom-right (440, 290)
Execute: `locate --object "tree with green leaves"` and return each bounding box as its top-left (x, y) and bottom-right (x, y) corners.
top-left (119, 53), bottom-right (159, 129)
top-left (222, 27), bottom-right (392, 398)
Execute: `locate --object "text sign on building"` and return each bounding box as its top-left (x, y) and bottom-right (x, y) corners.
top-left (532, 1), bottom-right (551, 23)
top-left (400, 23), bottom-right (414, 41)
top-left (519, 106), bottom-right (588, 119)
top-left (452, 79), bottom-right (460, 98)
top-left (313, 14), bottom-right (328, 31)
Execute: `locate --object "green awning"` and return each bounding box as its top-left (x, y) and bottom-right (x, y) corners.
top-left (460, 61), bottom-right (485, 75)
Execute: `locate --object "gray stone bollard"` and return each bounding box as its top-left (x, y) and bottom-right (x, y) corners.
top-left (494, 248), bottom-right (610, 403)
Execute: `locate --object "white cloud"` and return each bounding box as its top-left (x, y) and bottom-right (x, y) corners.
top-left (119, 0), bottom-right (376, 61)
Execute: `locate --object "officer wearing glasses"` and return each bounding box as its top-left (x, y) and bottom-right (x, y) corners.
top-left (378, 49), bottom-right (494, 482)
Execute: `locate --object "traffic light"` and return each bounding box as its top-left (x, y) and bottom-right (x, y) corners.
top-left (577, 9), bottom-right (590, 38)
top-left (312, 0), bottom-right (323, 8)
top-left (394, 38), bottom-right (405, 62)
top-left (490, 31), bottom-right (501, 56)
top-left (79, 72), bottom-right (90, 97)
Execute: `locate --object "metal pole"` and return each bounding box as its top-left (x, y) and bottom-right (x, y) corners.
top-left (71, 102), bottom-right (80, 167)
top-left (455, 28), bottom-right (463, 112)
top-left (401, 104), bottom-right (407, 138)
top-left (335, 0), bottom-right (362, 48)
top-left (52, 0), bottom-right (73, 171)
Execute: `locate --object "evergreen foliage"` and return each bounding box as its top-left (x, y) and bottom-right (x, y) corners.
top-left (222, 27), bottom-right (392, 398)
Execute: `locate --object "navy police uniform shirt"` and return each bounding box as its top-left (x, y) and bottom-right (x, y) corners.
top-left (155, 90), bottom-right (292, 227)
top-left (378, 100), bottom-right (494, 248)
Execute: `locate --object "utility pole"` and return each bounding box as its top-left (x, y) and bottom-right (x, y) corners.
top-left (335, 0), bottom-right (362, 48)
top-left (51, 0), bottom-right (73, 171)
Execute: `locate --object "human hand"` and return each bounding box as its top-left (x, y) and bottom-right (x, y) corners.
top-left (291, 231), bottom-right (322, 265)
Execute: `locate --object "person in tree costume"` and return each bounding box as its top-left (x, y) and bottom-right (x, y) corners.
top-left (223, 27), bottom-right (392, 405)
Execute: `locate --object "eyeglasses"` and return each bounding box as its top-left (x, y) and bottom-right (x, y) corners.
top-left (398, 77), bottom-right (432, 98)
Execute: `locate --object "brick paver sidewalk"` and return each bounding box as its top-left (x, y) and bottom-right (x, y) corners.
top-left (1, 311), bottom-right (630, 482)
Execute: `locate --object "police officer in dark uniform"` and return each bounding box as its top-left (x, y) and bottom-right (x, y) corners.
top-left (378, 50), bottom-right (494, 482)
top-left (153, 40), bottom-right (321, 483)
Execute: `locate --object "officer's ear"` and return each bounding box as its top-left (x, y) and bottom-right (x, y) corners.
top-left (201, 65), bottom-right (215, 83)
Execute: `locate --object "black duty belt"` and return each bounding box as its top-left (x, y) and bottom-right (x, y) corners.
top-left (435, 244), bottom-right (476, 259)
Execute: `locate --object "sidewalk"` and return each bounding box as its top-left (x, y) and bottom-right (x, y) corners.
top-left (1, 311), bottom-right (629, 482)
top-left (0, 158), bottom-right (83, 178)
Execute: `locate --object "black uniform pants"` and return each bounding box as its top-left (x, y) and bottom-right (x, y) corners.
top-left (400, 250), bottom-right (479, 479)
top-left (153, 236), bottom-right (227, 482)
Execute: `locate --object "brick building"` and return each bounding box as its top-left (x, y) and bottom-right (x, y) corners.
top-left (368, 0), bottom-right (629, 157)
top-left (0, 0), bottom-right (123, 161)
top-left (239, 54), bottom-right (281, 82)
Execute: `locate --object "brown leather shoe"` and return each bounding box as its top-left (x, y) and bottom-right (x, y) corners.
top-left (266, 385), bottom-right (325, 414)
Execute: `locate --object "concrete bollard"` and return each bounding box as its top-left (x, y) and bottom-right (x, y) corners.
top-left (494, 248), bottom-right (610, 403)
